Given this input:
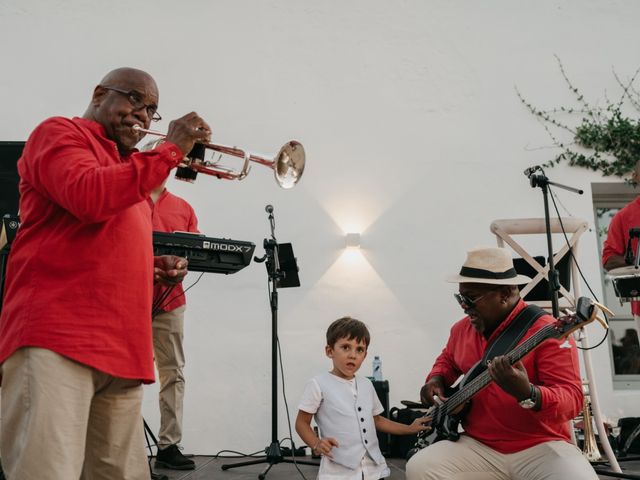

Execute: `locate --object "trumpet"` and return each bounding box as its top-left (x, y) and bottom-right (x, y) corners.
top-left (133, 125), bottom-right (305, 189)
top-left (579, 384), bottom-right (602, 462)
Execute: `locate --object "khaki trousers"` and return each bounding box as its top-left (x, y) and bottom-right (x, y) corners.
top-left (0, 347), bottom-right (148, 480)
top-left (152, 305), bottom-right (186, 448)
top-left (405, 434), bottom-right (598, 480)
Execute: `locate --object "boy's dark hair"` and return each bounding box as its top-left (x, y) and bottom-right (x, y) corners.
top-left (326, 316), bottom-right (370, 348)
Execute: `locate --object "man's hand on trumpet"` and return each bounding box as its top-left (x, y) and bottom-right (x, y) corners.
top-left (165, 112), bottom-right (212, 156)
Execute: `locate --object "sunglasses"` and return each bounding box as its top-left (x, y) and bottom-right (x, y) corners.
top-left (453, 291), bottom-right (493, 309)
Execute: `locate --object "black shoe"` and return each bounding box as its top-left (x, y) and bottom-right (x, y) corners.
top-left (155, 444), bottom-right (196, 470)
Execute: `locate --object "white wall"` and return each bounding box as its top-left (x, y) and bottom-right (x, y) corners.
top-left (1, 0), bottom-right (639, 454)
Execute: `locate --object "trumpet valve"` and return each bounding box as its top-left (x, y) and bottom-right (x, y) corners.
top-left (175, 166), bottom-right (198, 183)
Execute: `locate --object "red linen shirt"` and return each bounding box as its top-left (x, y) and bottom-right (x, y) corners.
top-left (149, 189), bottom-right (199, 312)
top-left (601, 197), bottom-right (640, 315)
top-left (0, 116), bottom-right (182, 383)
top-left (427, 299), bottom-right (583, 454)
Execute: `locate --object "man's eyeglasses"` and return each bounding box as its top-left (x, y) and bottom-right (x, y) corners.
top-left (454, 291), bottom-right (492, 309)
top-left (102, 86), bottom-right (162, 122)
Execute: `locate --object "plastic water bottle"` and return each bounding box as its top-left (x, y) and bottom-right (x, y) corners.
top-left (372, 355), bottom-right (383, 381)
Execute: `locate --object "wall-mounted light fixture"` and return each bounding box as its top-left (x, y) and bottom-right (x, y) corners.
top-left (345, 232), bottom-right (361, 248)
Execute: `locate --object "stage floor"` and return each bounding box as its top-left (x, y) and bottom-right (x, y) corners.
top-left (151, 455), bottom-right (640, 480)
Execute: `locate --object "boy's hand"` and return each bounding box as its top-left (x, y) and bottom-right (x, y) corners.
top-left (407, 416), bottom-right (432, 434)
top-left (314, 437), bottom-right (339, 458)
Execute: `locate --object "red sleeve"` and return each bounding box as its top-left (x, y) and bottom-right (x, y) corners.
top-left (187, 204), bottom-right (199, 233)
top-left (530, 335), bottom-right (583, 423)
top-left (602, 210), bottom-right (626, 266)
top-left (427, 325), bottom-right (464, 387)
top-left (21, 117), bottom-right (181, 223)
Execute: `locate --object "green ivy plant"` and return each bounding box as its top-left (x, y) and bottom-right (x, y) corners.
top-left (517, 56), bottom-right (640, 178)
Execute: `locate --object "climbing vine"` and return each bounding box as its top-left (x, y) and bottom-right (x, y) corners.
top-left (518, 56), bottom-right (640, 178)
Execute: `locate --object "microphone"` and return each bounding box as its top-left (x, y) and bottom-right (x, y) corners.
top-left (265, 204), bottom-right (274, 214)
top-left (625, 237), bottom-right (635, 266)
top-left (524, 165), bottom-right (541, 177)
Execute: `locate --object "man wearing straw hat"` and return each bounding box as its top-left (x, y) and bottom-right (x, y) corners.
top-left (406, 247), bottom-right (597, 479)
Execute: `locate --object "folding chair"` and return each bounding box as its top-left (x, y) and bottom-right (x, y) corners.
top-left (491, 217), bottom-right (587, 309)
top-left (490, 217), bottom-right (622, 473)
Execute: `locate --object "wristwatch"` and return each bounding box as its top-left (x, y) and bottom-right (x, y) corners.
top-left (518, 384), bottom-right (538, 409)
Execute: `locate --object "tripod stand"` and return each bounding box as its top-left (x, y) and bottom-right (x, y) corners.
top-left (222, 205), bottom-right (317, 479)
top-left (143, 418), bottom-right (169, 480)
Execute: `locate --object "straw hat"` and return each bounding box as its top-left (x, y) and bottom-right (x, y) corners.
top-left (446, 247), bottom-right (532, 285)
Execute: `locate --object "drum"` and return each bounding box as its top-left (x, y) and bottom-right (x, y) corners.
top-left (608, 266), bottom-right (640, 303)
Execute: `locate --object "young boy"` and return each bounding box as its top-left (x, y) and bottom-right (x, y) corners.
top-left (295, 317), bottom-right (429, 479)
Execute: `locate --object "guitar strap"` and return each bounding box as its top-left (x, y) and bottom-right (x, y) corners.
top-left (463, 304), bottom-right (547, 386)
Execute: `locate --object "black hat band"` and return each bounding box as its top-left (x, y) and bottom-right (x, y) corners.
top-left (459, 266), bottom-right (517, 279)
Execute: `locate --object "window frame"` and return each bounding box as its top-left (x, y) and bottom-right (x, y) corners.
top-left (592, 182), bottom-right (640, 389)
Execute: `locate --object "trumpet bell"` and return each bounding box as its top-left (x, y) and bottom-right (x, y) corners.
top-left (134, 124), bottom-right (305, 188)
top-left (274, 141), bottom-right (305, 189)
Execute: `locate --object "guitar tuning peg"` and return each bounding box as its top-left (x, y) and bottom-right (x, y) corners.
top-left (591, 300), bottom-right (614, 317)
top-left (594, 314), bottom-right (609, 330)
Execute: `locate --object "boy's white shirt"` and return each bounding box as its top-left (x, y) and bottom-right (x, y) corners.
top-left (298, 372), bottom-right (390, 480)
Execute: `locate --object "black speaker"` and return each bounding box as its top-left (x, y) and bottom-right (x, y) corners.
top-left (388, 406), bottom-right (424, 458)
top-left (372, 379), bottom-right (390, 455)
top-left (0, 141), bottom-right (24, 217)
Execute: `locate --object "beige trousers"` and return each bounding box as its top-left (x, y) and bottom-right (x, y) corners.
top-left (0, 347), bottom-right (148, 480)
top-left (152, 305), bottom-right (186, 448)
top-left (405, 434), bottom-right (598, 480)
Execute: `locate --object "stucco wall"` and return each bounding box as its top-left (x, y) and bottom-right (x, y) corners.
top-left (1, 0), bottom-right (638, 454)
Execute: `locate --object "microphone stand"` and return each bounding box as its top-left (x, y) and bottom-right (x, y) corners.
top-left (527, 169), bottom-right (583, 318)
top-left (221, 206), bottom-right (317, 479)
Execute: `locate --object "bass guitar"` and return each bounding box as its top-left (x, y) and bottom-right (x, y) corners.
top-left (407, 296), bottom-right (610, 458)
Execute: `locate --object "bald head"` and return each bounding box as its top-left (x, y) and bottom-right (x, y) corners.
top-left (84, 67), bottom-right (160, 154)
top-left (99, 67), bottom-right (157, 92)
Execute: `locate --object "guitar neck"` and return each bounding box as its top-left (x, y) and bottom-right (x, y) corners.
top-left (441, 323), bottom-right (559, 415)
